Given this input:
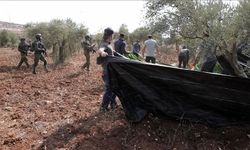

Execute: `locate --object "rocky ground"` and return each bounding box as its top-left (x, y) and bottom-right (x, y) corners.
top-left (0, 48), bottom-right (250, 150)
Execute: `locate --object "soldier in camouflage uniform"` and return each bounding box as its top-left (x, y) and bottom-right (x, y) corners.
top-left (32, 33), bottom-right (48, 74)
top-left (81, 35), bottom-right (95, 71)
top-left (17, 38), bottom-right (30, 69)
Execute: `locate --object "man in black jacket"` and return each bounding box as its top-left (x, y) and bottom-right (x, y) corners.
top-left (114, 33), bottom-right (127, 55)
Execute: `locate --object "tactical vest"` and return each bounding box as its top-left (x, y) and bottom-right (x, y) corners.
top-left (34, 41), bottom-right (45, 54)
top-left (18, 43), bottom-right (29, 53)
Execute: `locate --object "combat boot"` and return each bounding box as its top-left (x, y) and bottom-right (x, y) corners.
top-left (44, 65), bottom-right (49, 73)
top-left (86, 67), bottom-right (90, 72)
top-left (99, 107), bottom-right (109, 113)
top-left (16, 62), bottom-right (22, 69)
top-left (32, 65), bottom-right (36, 74)
top-left (44, 68), bottom-right (49, 73)
top-left (25, 62), bottom-right (30, 68)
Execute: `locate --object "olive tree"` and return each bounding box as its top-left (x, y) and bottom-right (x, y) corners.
top-left (145, 0), bottom-right (248, 77)
top-left (0, 30), bottom-right (18, 48)
top-left (25, 19), bottom-right (88, 64)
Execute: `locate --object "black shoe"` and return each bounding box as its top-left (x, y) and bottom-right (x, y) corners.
top-left (81, 66), bottom-right (85, 70)
top-left (111, 103), bottom-right (118, 110)
top-left (99, 107), bottom-right (109, 113)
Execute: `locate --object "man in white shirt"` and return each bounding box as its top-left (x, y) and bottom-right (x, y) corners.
top-left (142, 35), bottom-right (159, 63)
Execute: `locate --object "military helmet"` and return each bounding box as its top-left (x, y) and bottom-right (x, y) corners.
top-left (35, 33), bottom-right (42, 39)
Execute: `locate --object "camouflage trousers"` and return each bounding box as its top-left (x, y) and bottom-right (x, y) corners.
top-left (81, 51), bottom-right (90, 71)
top-left (17, 52), bottom-right (29, 68)
top-left (32, 53), bottom-right (48, 74)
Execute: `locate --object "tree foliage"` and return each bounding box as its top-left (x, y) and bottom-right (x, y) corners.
top-left (236, 0), bottom-right (250, 54)
top-left (130, 27), bottom-right (149, 43)
top-left (118, 24), bottom-right (129, 36)
top-left (0, 30), bottom-right (18, 48)
top-left (93, 32), bottom-right (103, 47)
top-left (117, 24), bottom-right (131, 49)
top-left (129, 26), bottom-right (164, 48)
top-left (25, 19), bottom-right (88, 64)
top-left (145, 0), bottom-right (250, 77)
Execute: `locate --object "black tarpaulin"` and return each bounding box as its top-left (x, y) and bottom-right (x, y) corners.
top-left (106, 57), bottom-right (250, 127)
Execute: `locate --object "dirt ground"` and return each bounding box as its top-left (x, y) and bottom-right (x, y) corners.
top-left (1, 48), bottom-right (250, 150)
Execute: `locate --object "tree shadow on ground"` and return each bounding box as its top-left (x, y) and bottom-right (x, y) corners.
top-left (66, 71), bottom-right (84, 79)
top-left (37, 110), bottom-right (131, 150)
top-left (0, 65), bottom-right (34, 81)
top-left (36, 109), bottom-right (250, 150)
top-left (35, 111), bottom-right (192, 150)
top-left (0, 65), bottom-right (17, 73)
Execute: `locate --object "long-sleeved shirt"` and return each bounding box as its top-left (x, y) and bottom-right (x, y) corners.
top-left (114, 38), bottom-right (126, 55)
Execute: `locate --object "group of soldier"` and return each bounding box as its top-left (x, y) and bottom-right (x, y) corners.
top-left (17, 30), bottom-right (160, 77)
top-left (17, 33), bottom-right (48, 74)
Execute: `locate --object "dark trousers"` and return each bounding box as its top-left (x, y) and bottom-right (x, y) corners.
top-left (32, 53), bottom-right (48, 73)
top-left (145, 56), bottom-right (156, 64)
top-left (101, 71), bottom-right (117, 110)
top-left (178, 55), bottom-right (187, 68)
top-left (17, 52), bottom-right (29, 68)
top-left (201, 60), bottom-right (217, 72)
top-left (82, 51), bottom-right (90, 71)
